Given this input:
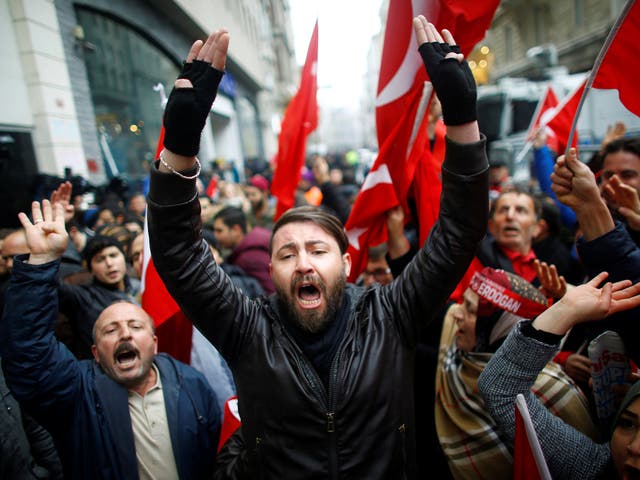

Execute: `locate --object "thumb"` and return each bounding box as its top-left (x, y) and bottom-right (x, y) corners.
top-left (565, 148), bottom-right (581, 171)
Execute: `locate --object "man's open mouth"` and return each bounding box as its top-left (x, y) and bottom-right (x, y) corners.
top-left (114, 343), bottom-right (139, 366)
top-left (297, 283), bottom-right (321, 306)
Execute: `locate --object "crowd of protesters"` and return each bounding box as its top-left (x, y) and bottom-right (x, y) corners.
top-left (2, 17), bottom-right (640, 480)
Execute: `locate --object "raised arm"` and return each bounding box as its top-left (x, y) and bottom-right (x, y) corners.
top-left (146, 30), bottom-right (261, 364)
top-left (0, 200), bottom-right (81, 428)
top-left (479, 274), bottom-right (640, 478)
top-left (385, 17), bottom-right (488, 330)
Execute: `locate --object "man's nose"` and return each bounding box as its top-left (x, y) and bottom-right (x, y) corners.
top-left (295, 252), bottom-right (313, 273)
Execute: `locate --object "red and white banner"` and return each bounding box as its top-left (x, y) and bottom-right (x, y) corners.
top-left (345, 0), bottom-right (500, 281)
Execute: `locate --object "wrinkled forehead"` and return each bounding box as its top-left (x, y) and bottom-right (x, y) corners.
top-left (96, 302), bottom-right (152, 329)
top-left (495, 192), bottom-right (534, 210)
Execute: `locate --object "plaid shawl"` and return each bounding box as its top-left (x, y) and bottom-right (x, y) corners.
top-left (435, 305), bottom-right (597, 480)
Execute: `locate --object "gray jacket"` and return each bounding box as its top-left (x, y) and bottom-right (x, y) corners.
top-left (478, 322), bottom-right (611, 479)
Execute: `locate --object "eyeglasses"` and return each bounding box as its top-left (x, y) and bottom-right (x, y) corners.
top-left (363, 267), bottom-right (392, 279)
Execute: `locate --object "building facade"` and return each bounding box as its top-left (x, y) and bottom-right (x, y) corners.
top-left (0, 0), bottom-right (297, 225)
top-left (485, 0), bottom-right (627, 80)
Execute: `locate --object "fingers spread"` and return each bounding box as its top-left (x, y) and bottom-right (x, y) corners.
top-left (186, 40), bottom-right (203, 63)
top-left (17, 212), bottom-right (32, 229)
top-left (441, 29), bottom-right (456, 46)
top-left (413, 17), bottom-right (429, 45)
top-left (42, 199), bottom-right (53, 222)
top-left (212, 30), bottom-right (229, 71)
top-left (427, 22), bottom-right (443, 43)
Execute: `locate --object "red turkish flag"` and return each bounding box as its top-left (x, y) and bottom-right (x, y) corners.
top-left (514, 394), bottom-right (552, 480)
top-left (542, 79), bottom-right (585, 154)
top-left (271, 21), bottom-right (318, 219)
top-left (412, 118), bottom-right (446, 246)
top-left (526, 86), bottom-right (561, 151)
top-left (591, 0), bottom-right (640, 116)
top-left (345, 0), bottom-right (499, 281)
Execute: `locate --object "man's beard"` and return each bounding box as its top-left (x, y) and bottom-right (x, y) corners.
top-left (277, 271), bottom-right (347, 333)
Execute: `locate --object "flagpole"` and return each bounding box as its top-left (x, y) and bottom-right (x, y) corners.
top-left (564, 0), bottom-right (636, 154)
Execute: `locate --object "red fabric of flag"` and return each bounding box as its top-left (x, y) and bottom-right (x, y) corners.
top-left (412, 118), bottom-right (446, 246)
top-left (514, 394), bottom-right (552, 480)
top-left (592, 1), bottom-right (640, 116)
top-left (527, 86), bottom-right (561, 152)
top-left (271, 21), bottom-right (319, 220)
top-left (141, 216), bottom-right (193, 363)
top-left (345, 0), bottom-right (499, 281)
top-left (542, 79), bottom-right (585, 154)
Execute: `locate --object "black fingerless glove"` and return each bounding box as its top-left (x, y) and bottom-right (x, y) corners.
top-left (418, 42), bottom-right (477, 126)
top-left (163, 60), bottom-right (224, 157)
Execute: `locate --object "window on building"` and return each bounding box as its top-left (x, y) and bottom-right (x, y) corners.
top-left (76, 8), bottom-right (180, 180)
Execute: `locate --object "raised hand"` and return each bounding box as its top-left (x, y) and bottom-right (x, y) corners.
top-left (386, 206), bottom-right (410, 259)
top-left (312, 156), bottom-right (330, 185)
top-left (163, 29), bottom-right (230, 158)
top-left (535, 259), bottom-right (567, 299)
top-left (413, 15), bottom-right (476, 127)
top-left (603, 174), bottom-right (640, 231)
top-left (551, 147), bottom-right (615, 240)
top-left (18, 200), bottom-right (68, 265)
top-left (50, 181), bottom-right (75, 224)
top-left (533, 271), bottom-right (640, 335)
top-left (550, 148), bottom-right (600, 209)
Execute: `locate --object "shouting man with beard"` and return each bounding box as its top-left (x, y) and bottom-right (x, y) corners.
top-left (0, 199), bottom-right (224, 479)
top-left (148, 17), bottom-right (489, 478)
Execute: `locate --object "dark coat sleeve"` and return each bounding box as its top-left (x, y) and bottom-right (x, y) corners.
top-left (382, 136), bottom-right (489, 342)
top-left (146, 164), bottom-right (261, 367)
top-left (0, 257), bottom-right (83, 428)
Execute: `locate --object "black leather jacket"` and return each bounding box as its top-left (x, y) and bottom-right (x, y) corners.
top-left (147, 136), bottom-right (489, 479)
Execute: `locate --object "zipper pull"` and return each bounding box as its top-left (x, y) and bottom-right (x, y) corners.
top-left (326, 412), bottom-right (335, 433)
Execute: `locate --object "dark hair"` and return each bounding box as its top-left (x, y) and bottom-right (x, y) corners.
top-left (96, 224), bottom-right (135, 252)
top-left (489, 187), bottom-right (541, 220)
top-left (214, 206), bottom-right (247, 234)
top-left (83, 235), bottom-right (125, 270)
top-left (270, 206), bottom-right (348, 255)
top-left (535, 193), bottom-right (561, 236)
top-left (602, 137), bottom-right (640, 162)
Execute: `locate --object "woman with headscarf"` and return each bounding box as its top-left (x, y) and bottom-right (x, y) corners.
top-left (479, 271), bottom-right (640, 479)
top-left (435, 267), bottom-right (598, 479)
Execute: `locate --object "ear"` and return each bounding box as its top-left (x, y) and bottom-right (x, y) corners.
top-left (343, 252), bottom-right (352, 277)
top-left (91, 344), bottom-right (100, 364)
top-left (269, 262), bottom-right (272, 275)
top-left (153, 335), bottom-right (158, 355)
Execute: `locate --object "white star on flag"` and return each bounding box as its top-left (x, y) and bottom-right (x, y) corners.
top-left (361, 164), bottom-right (393, 192)
top-left (346, 227), bottom-right (367, 251)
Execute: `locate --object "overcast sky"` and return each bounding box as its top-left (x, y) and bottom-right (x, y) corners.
top-left (288, 0), bottom-right (384, 110)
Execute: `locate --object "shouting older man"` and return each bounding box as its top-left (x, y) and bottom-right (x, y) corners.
top-left (0, 200), bottom-right (223, 479)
